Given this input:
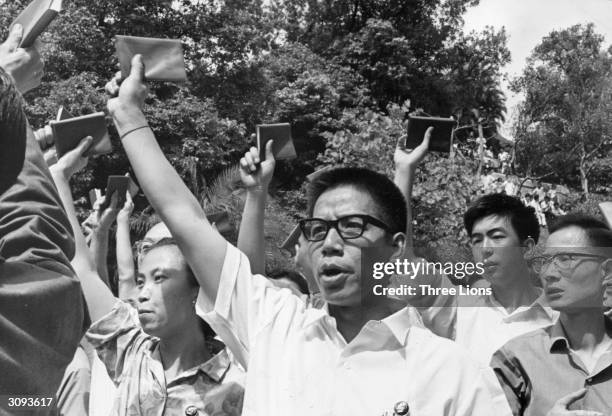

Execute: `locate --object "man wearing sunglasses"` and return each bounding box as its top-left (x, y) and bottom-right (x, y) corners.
top-left (492, 214), bottom-right (612, 416)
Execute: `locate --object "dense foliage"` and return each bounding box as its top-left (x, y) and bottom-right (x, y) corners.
top-left (1, 0), bottom-right (513, 266)
top-left (512, 24), bottom-right (612, 196)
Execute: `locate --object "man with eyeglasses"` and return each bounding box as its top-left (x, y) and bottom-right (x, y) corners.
top-left (108, 60), bottom-right (511, 415)
top-left (491, 214), bottom-right (612, 416)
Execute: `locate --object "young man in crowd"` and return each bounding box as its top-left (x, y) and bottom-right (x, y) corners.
top-left (107, 55), bottom-right (511, 416)
top-left (492, 214), bottom-right (612, 416)
top-left (0, 24), bottom-right (85, 409)
top-left (49, 137), bottom-right (245, 415)
top-left (395, 143), bottom-right (558, 363)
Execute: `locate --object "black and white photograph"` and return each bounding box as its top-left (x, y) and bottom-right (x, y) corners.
top-left (1, 0), bottom-right (612, 415)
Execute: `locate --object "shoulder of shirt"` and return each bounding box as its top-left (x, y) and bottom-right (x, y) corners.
top-left (497, 325), bottom-right (553, 353)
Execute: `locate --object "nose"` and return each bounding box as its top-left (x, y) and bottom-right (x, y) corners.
top-left (321, 226), bottom-right (344, 257)
top-left (541, 263), bottom-right (562, 283)
top-left (138, 283), bottom-right (151, 303)
top-left (476, 237), bottom-right (494, 259)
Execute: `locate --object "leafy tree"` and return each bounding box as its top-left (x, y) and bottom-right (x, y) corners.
top-left (318, 103), bottom-right (480, 254)
top-left (512, 23), bottom-right (612, 196)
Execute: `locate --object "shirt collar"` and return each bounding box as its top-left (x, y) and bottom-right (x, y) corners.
top-left (487, 290), bottom-right (557, 321)
top-left (548, 315), bottom-right (612, 353)
top-left (383, 307), bottom-right (418, 345)
top-left (150, 340), bottom-right (231, 384)
top-left (548, 319), bottom-right (570, 352)
top-left (303, 303), bottom-right (419, 346)
top-left (196, 346), bottom-right (231, 383)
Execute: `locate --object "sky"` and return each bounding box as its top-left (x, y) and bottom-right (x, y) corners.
top-left (463, 0), bottom-right (612, 133)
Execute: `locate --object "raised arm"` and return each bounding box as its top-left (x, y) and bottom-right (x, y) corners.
top-left (237, 143), bottom-right (275, 274)
top-left (116, 193), bottom-right (138, 302)
top-left (0, 24), bottom-right (43, 94)
top-left (49, 137), bottom-right (117, 323)
top-left (393, 127), bottom-right (432, 257)
top-left (106, 55), bottom-right (226, 302)
top-left (87, 195), bottom-right (119, 287)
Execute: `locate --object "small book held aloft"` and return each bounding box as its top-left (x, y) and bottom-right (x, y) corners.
top-left (115, 35), bottom-right (187, 82)
top-left (405, 116), bottom-right (455, 153)
top-left (51, 112), bottom-right (112, 158)
top-left (11, 0), bottom-right (62, 48)
top-left (256, 123), bottom-right (297, 162)
top-left (98, 176), bottom-right (129, 212)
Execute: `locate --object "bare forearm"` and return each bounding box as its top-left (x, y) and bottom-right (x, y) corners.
top-left (90, 229), bottom-right (110, 286)
top-left (49, 167), bottom-right (116, 322)
top-left (113, 108), bottom-right (225, 299)
top-left (237, 188), bottom-right (267, 274)
top-left (394, 167), bottom-right (416, 257)
top-left (116, 218), bottom-right (136, 300)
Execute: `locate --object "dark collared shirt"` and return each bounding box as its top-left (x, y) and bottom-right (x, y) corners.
top-left (491, 317), bottom-right (612, 416)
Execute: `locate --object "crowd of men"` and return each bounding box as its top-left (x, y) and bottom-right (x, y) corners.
top-left (1, 22), bottom-right (612, 416)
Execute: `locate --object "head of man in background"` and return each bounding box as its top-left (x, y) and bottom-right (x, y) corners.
top-left (537, 214), bottom-right (611, 313)
top-left (464, 194), bottom-right (539, 292)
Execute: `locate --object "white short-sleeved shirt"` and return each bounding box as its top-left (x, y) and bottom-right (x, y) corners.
top-left (196, 244), bottom-right (512, 416)
top-left (414, 271), bottom-right (559, 365)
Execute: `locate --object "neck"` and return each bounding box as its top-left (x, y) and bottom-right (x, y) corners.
top-left (329, 298), bottom-right (403, 343)
top-left (560, 308), bottom-right (610, 352)
top-left (491, 265), bottom-right (539, 311)
top-left (159, 319), bottom-right (211, 373)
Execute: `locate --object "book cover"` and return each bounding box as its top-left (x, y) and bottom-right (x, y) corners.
top-left (51, 112), bottom-right (112, 158)
top-left (11, 0), bottom-right (62, 48)
top-left (256, 123), bottom-right (296, 161)
top-left (405, 116), bottom-right (455, 153)
top-left (115, 35), bottom-right (187, 82)
top-left (99, 176), bottom-right (129, 212)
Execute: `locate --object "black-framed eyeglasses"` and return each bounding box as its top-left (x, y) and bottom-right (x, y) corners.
top-left (298, 214), bottom-right (391, 242)
top-left (530, 252), bottom-right (607, 274)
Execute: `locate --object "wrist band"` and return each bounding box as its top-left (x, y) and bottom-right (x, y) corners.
top-left (120, 125), bottom-right (150, 140)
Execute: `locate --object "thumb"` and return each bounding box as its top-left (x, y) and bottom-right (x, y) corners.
top-left (396, 134), bottom-right (407, 151)
top-left (265, 139), bottom-right (275, 162)
top-left (130, 54), bottom-right (145, 81)
top-left (5, 24), bottom-right (23, 51)
top-left (556, 388), bottom-right (587, 408)
top-left (421, 126), bottom-right (433, 149)
top-left (76, 136), bottom-right (94, 156)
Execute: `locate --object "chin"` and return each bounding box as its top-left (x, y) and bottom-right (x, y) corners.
top-left (322, 291), bottom-right (361, 307)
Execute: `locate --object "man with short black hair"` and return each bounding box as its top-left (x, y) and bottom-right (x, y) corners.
top-left (108, 56), bottom-right (512, 416)
top-left (492, 214), bottom-right (612, 416)
top-left (397, 146), bottom-right (558, 364)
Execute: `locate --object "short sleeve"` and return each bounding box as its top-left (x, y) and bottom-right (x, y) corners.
top-left (86, 300), bottom-right (152, 384)
top-left (490, 346), bottom-right (531, 416)
top-left (195, 243), bottom-right (297, 369)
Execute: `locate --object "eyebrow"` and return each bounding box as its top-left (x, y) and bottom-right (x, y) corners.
top-left (471, 227), bottom-right (508, 236)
